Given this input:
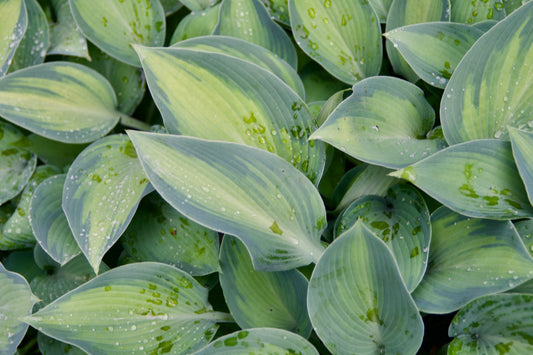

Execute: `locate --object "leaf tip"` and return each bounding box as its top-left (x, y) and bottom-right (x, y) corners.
top-left (388, 166), bottom-right (416, 182)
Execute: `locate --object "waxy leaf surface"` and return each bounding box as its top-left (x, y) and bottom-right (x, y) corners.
top-left (509, 127), bottom-right (533, 205)
top-left (308, 222), bottom-right (424, 354)
top-left (310, 76), bottom-right (446, 169)
top-left (0, 62), bottom-right (119, 143)
top-left (412, 207), bottom-right (533, 314)
top-left (442, 1), bottom-right (533, 144)
top-left (290, 0), bottom-right (382, 84)
top-left (63, 134), bottom-right (152, 273)
top-left (219, 236), bottom-right (311, 336)
top-left (450, 0), bottom-right (506, 23)
top-left (69, 0), bottom-right (166, 66)
top-left (0, 0), bottom-right (27, 76)
top-left (129, 132), bottom-right (326, 271)
top-left (25, 262), bottom-right (223, 355)
top-left (391, 139), bottom-right (533, 220)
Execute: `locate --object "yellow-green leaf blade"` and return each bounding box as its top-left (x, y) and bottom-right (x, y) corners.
top-left (128, 132), bottom-right (326, 271)
top-left (0, 0), bottom-right (27, 76)
top-left (0, 62), bottom-right (119, 143)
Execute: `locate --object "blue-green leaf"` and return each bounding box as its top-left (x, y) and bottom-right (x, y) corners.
top-left (261, 0), bottom-right (290, 25)
top-left (0, 0), bottom-right (27, 76)
top-left (169, 5), bottom-right (220, 44)
top-left (449, 0), bottom-right (506, 23)
top-left (47, 0), bottom-right (89, 59)
top-left (180, 0), bottom-right (218, 11)
top-left (509, 127), bottom-right (533, 205)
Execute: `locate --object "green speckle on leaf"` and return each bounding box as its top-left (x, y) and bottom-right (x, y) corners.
top-left (269, 221), bottom-right (283, 235)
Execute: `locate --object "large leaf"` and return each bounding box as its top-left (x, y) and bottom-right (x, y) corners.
top-left (289, 0), bottom-right (382, 84)
top-left (441, 1), bottom-right (533, 144)
top-left (128, 132), bottom-right (326, 271)
top-left (0, 262), bottom-right (35, 354)
top-left (63, 134), bottom-right (152, 273)
top-left (69, 0), bottom-right (166, 67)
top-left (135, 46), bottom-right (324, 183)
top-left (121, 193), bottom-right (219, 276)
top-left (214, 0), bottom-right (297, 68)
top-left (173, 35), bottom-right (305, 99)
top-left (169, 4), bottom-right (220, 44)
top-left (30, 174), bottom-right (81, 265)
top-left (390, 139), bottom-right (533, 220)
top-left (450, 0), bottom-right (506, 23)
top-left (308, 222), bottom-right (424, 354)
top-left (24, 262), bottom-right (227, 355)
top-left (509, 127), bottom-right (533, 205)
top-left (412, 207), bottom-right (533, 314)
top-left (0, 0), bottom-right (27, 76)
top-left (384, 22), bottom-right (484, 89)
top-left (310, 76), bottom-right (446, 169)
top-left (193, 328), bottom-right (319, 354)
top-left (385, 0), bottom-right (449, 82)
top-left (335, 184), bottom-right (431, 292)
top-left (0, 62), bottom-right (119, 143)
top-left (48, 0), bottom-right (89, 59)
top-left (448, 294), bottom-right (533, 354)
top-left (0, 121), bottom-right (36, 205)
top-left (219, 236), bottom-right (311, 336)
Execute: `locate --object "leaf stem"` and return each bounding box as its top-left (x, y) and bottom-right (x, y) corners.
top-left (118, 112), bottom-right (151, 131)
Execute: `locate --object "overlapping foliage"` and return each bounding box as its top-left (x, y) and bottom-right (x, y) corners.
top-left (1, 0), bottom-right (533, 354)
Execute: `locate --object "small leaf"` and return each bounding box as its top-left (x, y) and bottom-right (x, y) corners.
top-left (290, 0), bottom-right (382, 84)
top-left (135, 46), bottom-right (324, 183)
top-left (0, 121), bottom-right (36, 205)
top-left (69, 0), bottom-right (166, 67)
top-left (261, 0), bottom-right (290, 26)
top-left (308, 221), bottom-right (424, 354)
top-left (509, 127), bottom-right (533, 205)
top-left (335, 184), bottom-right (431, 292)
top-left (385, 0), bottom-right (450, 82)
top-left (441, 1), bottom-right (533, 144)
top-left (181, 0), bottom-right (218, 11)
top-left (0, 62), bottom-right (119, 143)
top-left (30, 174), bottom-right (81, 265)
top-left (0, 0), bottom-right (27, 76)
top-left (129, 132), bottom-right (326, 271)
top-left (38, 332), bottom-right (86, 355)
top-left (448, 294), bottom-right (533, 354)
top-left (390, 139), bottom-right (533, 220)
top-left (369, 0), bottom-right (393, 22)
top-left (194, 328), bottom-right (319, 354)
top-left (310, 76), bottom-right (446, 169)
top-left (26, 134), bottom-right (87, 168)
top-left (450, 0), bottom-right (506, 24)
top-left (160, 0), bottom-right (183, 15)
top-left (299, 61), bottom-right (350, 102)
top-left (384, 22), bottom-right (484, 89)
top-left (412, 207), bottom-right (533, 314)
top-left (63, 134), bottom-right (152, 273)
top-left (24, 262), bottom-right (223, 355)
top-left (121, 193), bottom-right (219, 276)
top-left (169, 5), bottom-right (220, 44)
top-left (219, 236), bottom-right (312, 336)
top-left (214, 0), bottom-right (297, 68)
top-left (47, 0), bottom-right (89, 59)
top-left (0, 262), bottom-right (35, 354)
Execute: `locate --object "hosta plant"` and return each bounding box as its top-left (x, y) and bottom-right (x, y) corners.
top-left (1, 0), bottom-right (533, 354)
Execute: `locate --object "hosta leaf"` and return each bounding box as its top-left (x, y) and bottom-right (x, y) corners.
top-left (261, 0), bottom-right (290, 26)
top-left (169, 5), bottom-right (220, 44)
top-left (384, 22), bottom-right (484, 89)
top-left (0, 121), bottom-right (36, 205)
top-left (48, 0), bottom-right (89, 59)
top-left (385, 0), bottom-right (449, 82)
top-left (63, 134), bottom-right (152, 273)
top-left (128, 132), bottom-right (326, 271)
top-left (412, 207), bottom-right (533, 314)
top-left (181, 0), bottom-right (218, 11)
top-left (193, 328), bottom-right (319, 354)
top-left (121, 193), bottom-right (219, 276)
top-left (173, 35), bottom-right (305, 99)
top-left (369, 0), bottom-right (393, 22)
top-left (0, 62), bottom-right (119, 143)
top-left (135, 46), bottom-right (324, 183)
top-left (1, 249), bottom-right (40, 283)
top-left (390, 139), bottom-right (533, 219)
top-left (30, 174), bottom-right (81, 265)
top-left (219, 236), bottom-right (312, 336)
top-left (69, 0), bottom-right (166, 67)
top-left (299, 61), bottom-right (350, 103)
top-left (0, 0), bottom-right (27, 76)
top-left (441, 1), bottom-right (533, 144)
top-left (504, 0), bottom-right (529, 14)
top-left (26, 134), bottom-right (87, 168)
top-left (310, 76), bottom-right (446, 169)
top-left (289, 0), bottom-right (382, 84)
top-left (1, 165), bottom-right (61, 249)
top-left (38, 332), bottom-right (86, 355)
top-left (509, 127), bottom-right (533, 205)
top-left (515, 219), bottom-right (533, 256)
top-left (450, 0), bottom-right (506, 23)
top-left (24, 262), bottom-right (226, 355)
top-left (9, 0), bottom-right (48, 72)
top-left (448, 294), bottom-right (533, 354)
top-left (0, 262), bottom-right (35, 354)
top-left (335, 184), bottom-right (431, 292)
top-left (214, 0), bottom-right (297, 68)
top-left (308, 222), bottom-right (424, 354)
top-left (160, 0), bottom-right (183, 14)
